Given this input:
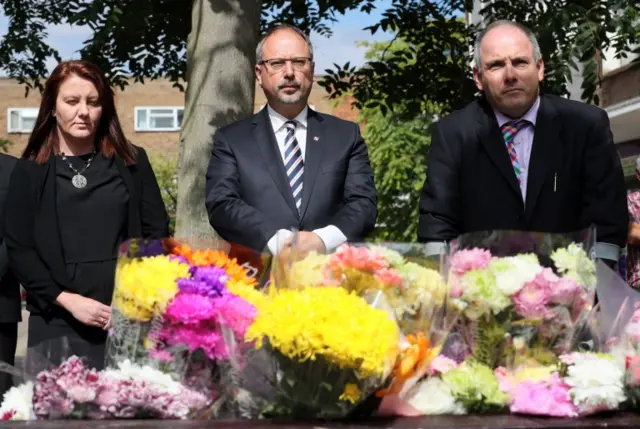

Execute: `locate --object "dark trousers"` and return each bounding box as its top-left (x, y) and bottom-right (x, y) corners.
top-left (0, 322), bottom-right (17, 396)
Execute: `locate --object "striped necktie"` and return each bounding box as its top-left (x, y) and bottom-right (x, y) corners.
top-left (500, 119), bottom-right (529, 184)
top-left (284, 120), bottom-right (304, 212)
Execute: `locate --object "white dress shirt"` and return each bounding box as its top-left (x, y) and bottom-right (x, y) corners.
top-left (265, 105), bottom-right (347, 255)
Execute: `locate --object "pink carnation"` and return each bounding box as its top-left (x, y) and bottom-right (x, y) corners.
top-left (375, 268), bottom-right (403, 287)
top-left (328, 244), bottom-right (388, 272)
top-left (512, 268), bottom-right (554, 318)
top-left (165, 294), bottom-right (217, 324)
top-left (550, 277), bottom-right (582, 306)
top-left (509, 373), bottom-right (578, 417)
top-left (449, 248), bottom-right (491, 276)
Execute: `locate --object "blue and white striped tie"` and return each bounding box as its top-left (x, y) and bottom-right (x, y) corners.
top-left (284, 120), bottom-right (304, 212)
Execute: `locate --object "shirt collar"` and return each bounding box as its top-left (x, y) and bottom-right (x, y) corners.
top-left (267, 105), bottom-right (308, 132)
top-left (493, 95), bottom-right (540, 127)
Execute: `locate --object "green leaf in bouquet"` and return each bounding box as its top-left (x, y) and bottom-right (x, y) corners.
top-left (473, 313), bottom-right (511, 368)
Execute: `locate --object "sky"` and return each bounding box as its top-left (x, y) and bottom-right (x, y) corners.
top-left (0, 2), bottom-right (393, 77)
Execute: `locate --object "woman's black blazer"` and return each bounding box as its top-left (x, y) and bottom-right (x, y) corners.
top-left (4, 146), bottom-right (170, 314)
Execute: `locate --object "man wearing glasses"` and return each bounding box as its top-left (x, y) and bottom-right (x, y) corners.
top-left (205, 24), bottom-right (377, 256)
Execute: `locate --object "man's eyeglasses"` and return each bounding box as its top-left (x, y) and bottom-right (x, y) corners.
top-left (259, 57), bottom-right (312, 72)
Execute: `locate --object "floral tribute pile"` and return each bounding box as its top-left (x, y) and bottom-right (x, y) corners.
top-left (107, 239), bottom-right (260, 379)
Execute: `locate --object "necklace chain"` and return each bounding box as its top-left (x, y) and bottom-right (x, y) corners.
top-left (60, 150), bottom-right (96, 176)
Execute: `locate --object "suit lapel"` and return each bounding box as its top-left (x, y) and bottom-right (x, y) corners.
top-left (476, 100), bottom-right (523, 201)
top-left (523, 95), bottom-right (560, 220)
top-left (252, 108), bottom-right (298, 215)
top-left (299, 109), bottom-right (325, 219)
top-left (115, 156), bottom-right (142, 238)
top-left (34, 156), bottom-right (74, 290)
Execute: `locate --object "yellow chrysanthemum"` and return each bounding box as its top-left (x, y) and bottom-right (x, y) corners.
top-left (113, 255), bottom-right (190, 322)
top-left (245, 286), bottom-right (399, 378)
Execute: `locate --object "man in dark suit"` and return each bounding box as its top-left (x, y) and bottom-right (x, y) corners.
top-left (418, 20), bottom-right (628, 265)
top-left (205, 24), bottom-right (377, 255)
top-left (0, 153), bottom-right (19, 395)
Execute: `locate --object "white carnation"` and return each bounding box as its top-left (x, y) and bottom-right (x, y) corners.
top-left (564, 354), bottom-right (626, 414)
top-left (0, 381), bottom-right (35, 420)
top-left (490, 257), bottom-right (541, 296)
top-left (407, 378), bottom-right (466, 415)
top-left (102, 359), bottom-right (182, 395)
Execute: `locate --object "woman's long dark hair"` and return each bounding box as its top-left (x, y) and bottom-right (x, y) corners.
top-left (22, 60), bottom-right (137, 165)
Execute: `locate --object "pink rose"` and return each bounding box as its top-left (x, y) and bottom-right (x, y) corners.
top-left (449, 248), bottom-right (492, 276)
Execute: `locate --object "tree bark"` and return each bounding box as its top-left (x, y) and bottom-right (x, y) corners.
top-left (175, 0), bottom-right (261, 241)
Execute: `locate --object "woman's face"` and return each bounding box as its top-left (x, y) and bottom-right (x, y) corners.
top-left (54, 74), bottom-right (103, 144)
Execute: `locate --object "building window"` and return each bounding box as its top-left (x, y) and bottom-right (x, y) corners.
top-left (7, 108), bottom-right (39, 133)
top-left (135, 107), bottom-right (184, 132)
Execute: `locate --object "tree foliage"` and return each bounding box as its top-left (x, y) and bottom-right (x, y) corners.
top-left (0, 0), bottom-right (375, 95)
top-left (321, 0), bottom-right (640, 117)
top-left (356, 40), bottom-right (432, 242)
top-left (149, 154), bottom-right (178, 235)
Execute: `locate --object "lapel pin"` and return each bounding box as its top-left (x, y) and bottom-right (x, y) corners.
top-left (313, 136), bottom-right (319, 141)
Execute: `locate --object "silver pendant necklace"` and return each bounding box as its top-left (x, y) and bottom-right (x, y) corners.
top-left (60, 150), bottom-right (97, 189)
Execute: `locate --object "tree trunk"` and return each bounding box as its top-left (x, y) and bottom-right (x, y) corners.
top-left (175, 0), bottom-right (261, 241)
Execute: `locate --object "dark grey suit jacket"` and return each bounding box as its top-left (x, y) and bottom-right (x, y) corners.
top-left (0, 153), bottom-right (20, 323)
top-left (205, 107), bottom-right (378, 251)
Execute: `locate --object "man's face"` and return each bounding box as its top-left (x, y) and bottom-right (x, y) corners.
top-left (255, 29), bottom-right (314, 109)
top-left (473, 25), bottom-right (544, 118)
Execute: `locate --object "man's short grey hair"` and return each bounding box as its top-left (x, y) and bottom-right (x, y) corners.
top-left (474, 20), bottom-right (542, 70)
top-left (255, 23), bottom-right (314, 64)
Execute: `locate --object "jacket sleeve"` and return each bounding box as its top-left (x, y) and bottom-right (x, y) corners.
top-left (418, 121), bottom-right (461, 244)
top-left (136, 148), bottom-right (170, 239)
top-left (5, 161), bottom-right (62, 312)
top-left (205, 130), bottom-right (280, 251)
top-left (581, 109), bottom-right (628, 259)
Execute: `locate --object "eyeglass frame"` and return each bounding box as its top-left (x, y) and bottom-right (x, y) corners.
top-left (258, 57), bottom-right (314, 72)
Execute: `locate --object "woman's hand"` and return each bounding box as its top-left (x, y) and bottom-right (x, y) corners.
top-left (55, 292), bottom-right (111, 328)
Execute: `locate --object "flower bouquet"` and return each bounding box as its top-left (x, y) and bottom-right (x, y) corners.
top-left (238, 240), bottom-right (458, 419)
top-left (444, 230), bottom-right (598, 369)
top-left (106, 238), bottom-right (266, 409)
top-left (0, 338), bottom-right (211, 420)
top-left (222, 283), bottom-right (400, 420)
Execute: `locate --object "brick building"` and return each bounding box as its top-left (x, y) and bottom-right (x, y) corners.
top-left (601, 59), bottom-right (640, 185)
top-left (0, 77), bottom-right (358, 158)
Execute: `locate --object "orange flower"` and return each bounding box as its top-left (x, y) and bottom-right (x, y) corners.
top-left (171, 244), bottom-right (257, 286)
top-left (376, 332), bottom-right (438, 397)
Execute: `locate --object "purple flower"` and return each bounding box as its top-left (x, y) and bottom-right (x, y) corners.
top-left (177, 266), bottom-right (229, 297)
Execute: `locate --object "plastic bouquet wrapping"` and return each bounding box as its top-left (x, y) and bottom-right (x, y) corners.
top-left (0, 337), bottom-right (210, 420)
top-left (105, 237), bottom-right (268, 412)
top-left (614, 299), bottom-right (640, 409)
top-left (443, 229), bottom-right (598, 369)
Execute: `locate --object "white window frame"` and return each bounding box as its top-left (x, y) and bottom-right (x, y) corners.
top-left (134, 106), bottom-right (184, 132)
top-left (7, 108), bottom-right (39, 134)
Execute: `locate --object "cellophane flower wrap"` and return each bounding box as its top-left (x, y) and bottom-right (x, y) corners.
top-left (614, 301), bottom-right (640, 409)
top-left (106, 237), bottom-right (268, 413)
top-left (443, 230), bottom-right (597, 370)
top-left (0, 338), bottom-right (211, 420)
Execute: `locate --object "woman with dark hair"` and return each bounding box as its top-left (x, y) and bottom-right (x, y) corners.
top-left (5, 60), bottom-right (169, 368)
